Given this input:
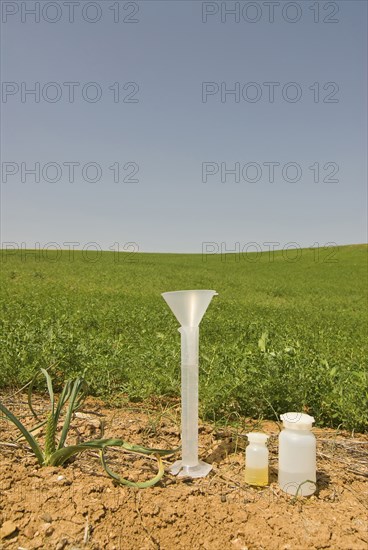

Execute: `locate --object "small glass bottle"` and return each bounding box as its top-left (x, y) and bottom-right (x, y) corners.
top-left (278, 412), bottom-right (316, 496)
top-left (245, 432), bottom-right (269, 486)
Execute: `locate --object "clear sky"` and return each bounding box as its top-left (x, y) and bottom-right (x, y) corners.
top-left (1, 0), bottom-right (367, 253)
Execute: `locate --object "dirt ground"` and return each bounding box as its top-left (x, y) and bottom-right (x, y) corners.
top-left (0, 392), bottom-right (367, 550)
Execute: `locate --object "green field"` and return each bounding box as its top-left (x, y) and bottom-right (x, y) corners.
top-left (1, 245), bottom-right (367, 431)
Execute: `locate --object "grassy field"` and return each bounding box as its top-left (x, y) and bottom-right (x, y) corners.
top-left (0, 245), bottom-right (367, 431)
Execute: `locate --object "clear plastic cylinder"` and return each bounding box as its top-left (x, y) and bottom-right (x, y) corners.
top-left (161, 289), bottom-right (217, 478)
top-left (179, 326), bottom-right (199, 468)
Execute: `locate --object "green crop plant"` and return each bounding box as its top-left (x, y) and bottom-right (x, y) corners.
top-left (0, 369), bottom-right (177, 488)
top-left (1, 245), bottom-right (367, 431)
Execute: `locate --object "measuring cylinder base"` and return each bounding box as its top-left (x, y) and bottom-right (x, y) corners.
top-left (169, 460), bottom-right (212, 478)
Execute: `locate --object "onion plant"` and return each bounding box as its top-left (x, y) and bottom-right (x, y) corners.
top-left (0, 369), bottom-right (177, 488)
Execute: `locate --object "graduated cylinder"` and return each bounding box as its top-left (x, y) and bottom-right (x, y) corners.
top-left (179, 326), bottom-right (199, 467)
top-left (161, 289), bottom-right (217, 478)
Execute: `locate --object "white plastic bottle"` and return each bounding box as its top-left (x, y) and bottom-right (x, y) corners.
top-left (278, 412), bottom-right (316, 496)
top-left (245, 432), bottom-right (269, 486)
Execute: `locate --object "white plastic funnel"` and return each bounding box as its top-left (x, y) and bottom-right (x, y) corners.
top-left (162, 290), bottom-right (217, 328)
top-left (162, 290), bottom-right (217, 478)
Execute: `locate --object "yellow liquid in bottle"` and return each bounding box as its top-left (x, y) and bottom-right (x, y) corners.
top-left (245, 466), bottom-right (269, 486)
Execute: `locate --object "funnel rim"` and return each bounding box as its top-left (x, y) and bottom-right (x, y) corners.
top-left (161, 289), bottom-right (218, 297)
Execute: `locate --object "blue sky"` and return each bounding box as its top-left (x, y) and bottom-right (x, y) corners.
top-left (1, 0), bottom-right (367, 253)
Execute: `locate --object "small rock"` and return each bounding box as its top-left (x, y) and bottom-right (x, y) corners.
top-left (0, 520), bottom-right (18, 539)
top-left (231, 539), bottom-right (247, 550)
top-left (56, 538), bottom-right (68, 550)
top-left (40, 513), bottom-right (53, 523)
top-left (57, 475), bottom-right (64, 481)
top-left (41, 523), bottom-right (54, 536)
top-left (24, 525), bottom-right (36, 538)
top-left (32, 536), bottom-right (45, 549)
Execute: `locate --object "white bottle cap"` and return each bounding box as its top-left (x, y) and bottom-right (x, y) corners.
top-left (280, 412), bottom-right (315, 430)
top-left (246, 432), bottom-right (269, 444)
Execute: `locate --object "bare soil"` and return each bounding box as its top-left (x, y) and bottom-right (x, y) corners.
top-left (0, 393), bottom-right (367, 550)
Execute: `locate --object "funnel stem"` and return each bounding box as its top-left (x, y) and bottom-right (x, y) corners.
top-left (179, 326), bottom-right (199, 467)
